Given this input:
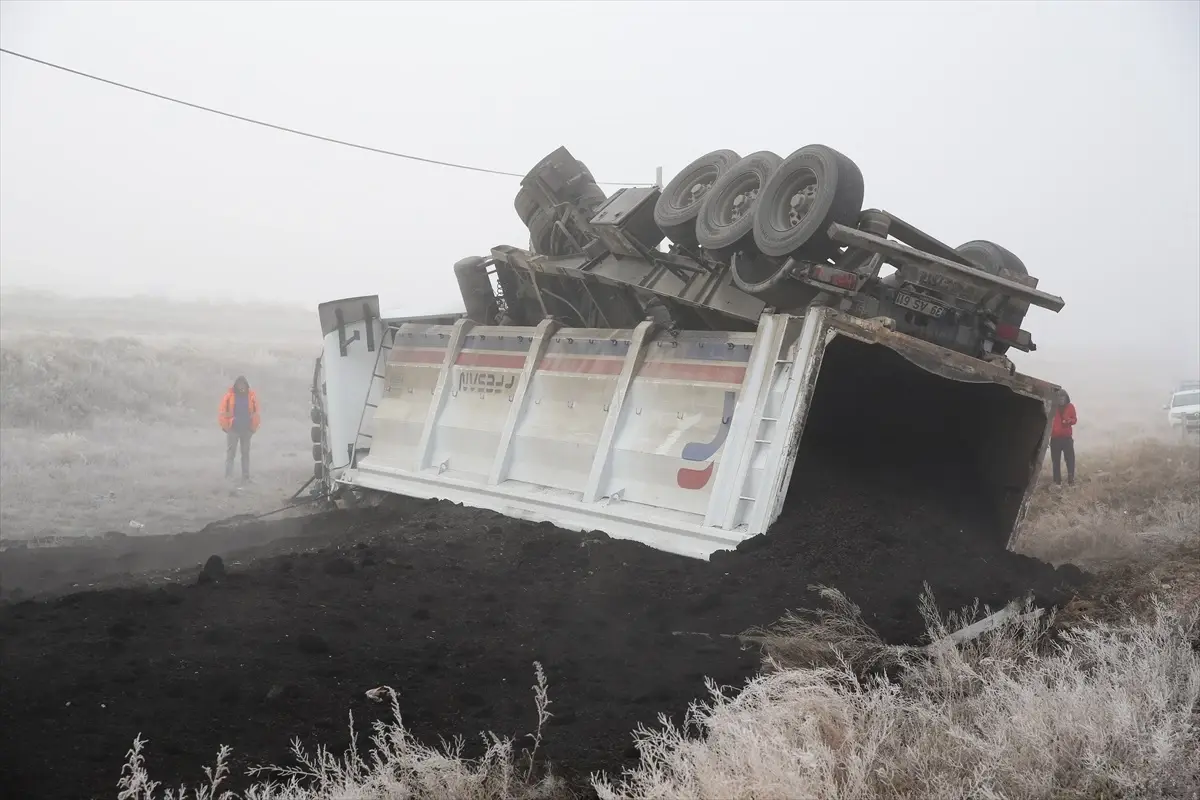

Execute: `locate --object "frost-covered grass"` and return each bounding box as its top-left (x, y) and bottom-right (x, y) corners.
top-left (595, 593), bottom-right (1199, 800)
top-left (116, 591), bottom-right (1199, 800)
top-left (118, 665), bottom-right (566, 800)
top-left (1016, 438), bottom-right (1200, 570)
top-left (0, 299), bottom-right (317, 539)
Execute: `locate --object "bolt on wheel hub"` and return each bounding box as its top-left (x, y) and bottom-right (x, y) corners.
top-left (688, 180), bottom-right (714, 206)
top-left (730, 188), bottom-right (758, 222)
top-left (787, 184), bottom-right (817, 228)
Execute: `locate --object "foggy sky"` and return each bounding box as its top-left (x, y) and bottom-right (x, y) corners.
top-left (1, 0), bottom-right (1197, 373)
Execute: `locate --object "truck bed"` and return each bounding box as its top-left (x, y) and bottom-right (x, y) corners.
top-left (315, 305), bottom-right (1059, 560)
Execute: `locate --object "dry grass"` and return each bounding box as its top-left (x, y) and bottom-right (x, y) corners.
top-left (117, 665), bottom-right (567, 800)
top-left (0, 419), bottom-right (312, 538)
top-left (593, 596), bottom-right (1199, 800)
top-left (115, 592), bottom-right (1199, 800)
top-left (0, 289), bottom-right (314, 346)
top-left (742, 585), bottom-right (914, 675)
top-left (0, 294), bottom-right (319, 540)
top-left (0, 334), bottom-right (312, 430)
top-left (1016, 438), bottom-right (1200, 570)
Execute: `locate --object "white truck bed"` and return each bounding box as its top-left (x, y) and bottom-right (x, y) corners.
top-left (314, 299), bottom-right (1061, 561)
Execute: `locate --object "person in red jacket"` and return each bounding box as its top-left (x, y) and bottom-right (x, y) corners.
top-left (1050, 388), bottom-right (1077, 486)
top-left (218, 375), bottom-right (261, 482)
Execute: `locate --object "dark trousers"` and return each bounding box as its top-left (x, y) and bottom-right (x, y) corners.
top-left (1050, 436), bottom-right (1075, 485)
top-left (225, 430), bottom-right (252, 478)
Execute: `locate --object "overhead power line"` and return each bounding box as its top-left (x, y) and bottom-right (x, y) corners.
top-left (0, 47), bottom-right (648, 186)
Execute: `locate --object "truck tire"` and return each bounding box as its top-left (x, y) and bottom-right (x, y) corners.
top-left (654, 149), bottom-right (741, 247)
top-left (955, 240), bottom-right (1030, 325)
top-left (577, 182), bottom-right (608, 216)
top-left (752, 144), bottom-right (864, 261)
top-left (515, 187), bottom-right (539, 226)
top-left (454, 256), bottom-right (496, 323)
top-left (521, 148), bottom-right (604, 211)
top-left (573, 158), bottom-right (608, 214)
top-left (955, 240), bottom-right (1030, 354)
top-left (695, 151), bottom-right (782, 255)
top-left (955, 240), bottom-right (1028, 280)
top-left (528, 208), bottom-right (559, 256)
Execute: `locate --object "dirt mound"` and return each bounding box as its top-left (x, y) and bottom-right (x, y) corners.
top-left (0, 447), bottom-right (1082, 798)
top-left (715, 445), bottom-right (1084, 644)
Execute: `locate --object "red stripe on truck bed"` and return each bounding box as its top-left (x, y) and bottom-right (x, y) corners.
top-left (392, 350), bottom-right (748, 384)
top-left (540, 356), bottom-right (625, 376)
top-left (454, 352), bottom-right (529, 369)
top-left (390, 348), bottom-right (446, 365)
top-left (538, 356), bottom-right (746, 384)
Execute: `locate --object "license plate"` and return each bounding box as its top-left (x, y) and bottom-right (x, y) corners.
top-left (895, 291), bottom-right (948, 318)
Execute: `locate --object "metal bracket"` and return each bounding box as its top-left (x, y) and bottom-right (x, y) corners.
top-left (335, 308), bottom-right (361, 356)
top-left (363, 302), bottom-right (376, 352)
top-left (582, 319), bottom-right (659, 503)
top-left (414, 318), bottom-right (476, 470)
top-left (827, 223), bottom-right (1065, 312)
top-left (487, 317), bottom-right (561, 486)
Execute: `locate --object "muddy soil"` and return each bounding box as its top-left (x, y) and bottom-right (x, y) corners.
top-left (0, 446), bottom-right (1084, 799)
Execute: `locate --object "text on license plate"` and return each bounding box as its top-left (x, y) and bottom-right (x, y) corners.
top-left (895, 291), bottom-right (948, 318)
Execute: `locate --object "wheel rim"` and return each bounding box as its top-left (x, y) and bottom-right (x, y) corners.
top-left (770, 168), bottom-right (819, 233)
top-left (714, 173), bottom-right (762, 227)
top-left (668, 165), bottom-right (721, 213)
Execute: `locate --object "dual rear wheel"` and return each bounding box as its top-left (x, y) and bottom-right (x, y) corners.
top-left (654, 145), bottom-right (1030, 333)
top-left (654, 144), bottom-right (864, 263)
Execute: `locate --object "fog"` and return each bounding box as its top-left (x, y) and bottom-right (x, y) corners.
top-left (1, 8), bottom-right (1198, 792)
top-left (1, 0), bottom-right (1198, 383)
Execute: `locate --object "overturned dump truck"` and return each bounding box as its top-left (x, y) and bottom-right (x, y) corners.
top-left (308, 144), bottom-right (1066, 560)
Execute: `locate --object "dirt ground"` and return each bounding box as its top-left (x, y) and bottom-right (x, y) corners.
top-left (0, 442), bottom-right (1085, 800)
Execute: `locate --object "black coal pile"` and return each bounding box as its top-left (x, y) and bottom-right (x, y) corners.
top-left (0, 439), bottom-right (1082, 799)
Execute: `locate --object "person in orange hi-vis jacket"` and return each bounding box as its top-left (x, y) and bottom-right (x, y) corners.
top-left (218, 375), bottom-right (261, 482)
top-left (1049, 388), bottom-right (1077, 486)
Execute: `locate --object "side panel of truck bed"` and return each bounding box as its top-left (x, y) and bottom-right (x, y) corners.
top-left (332, 309), bottom-right (1058, 559)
